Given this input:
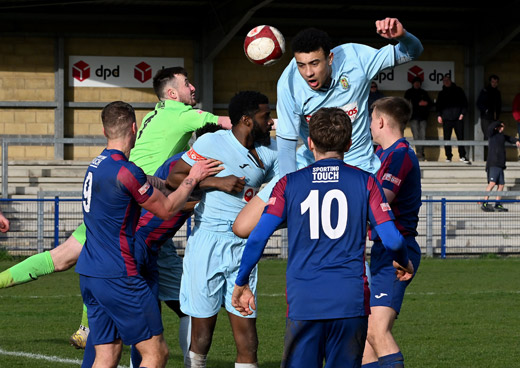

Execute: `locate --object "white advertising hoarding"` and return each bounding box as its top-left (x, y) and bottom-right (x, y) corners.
top-left (374, 61), bottom-right (455, 91)
top-left (69, 56), bottom-right (184, 88)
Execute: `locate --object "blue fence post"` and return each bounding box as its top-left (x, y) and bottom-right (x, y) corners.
top-left (54, 196), bottom-right (60, 248)
top-left (441, 197), bottom-right (446, 259)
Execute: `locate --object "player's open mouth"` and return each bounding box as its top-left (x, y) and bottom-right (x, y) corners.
top-left (308, 79), bottom-right (319, 89)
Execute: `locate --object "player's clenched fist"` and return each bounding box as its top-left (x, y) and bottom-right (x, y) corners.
top-left (375, 18), bottom-right (406, 39)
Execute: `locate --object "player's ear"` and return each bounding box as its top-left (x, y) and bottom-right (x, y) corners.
top-left (102, 127), bottom-right (108, 138)
top-left (307, 137), bottom-right (314, 151)
top-left (328, 52), bottom-right (334, 66)
top-left (132, 122), bottom-right (137, 135)
top-left (167, 87), bottom-right (177, 101)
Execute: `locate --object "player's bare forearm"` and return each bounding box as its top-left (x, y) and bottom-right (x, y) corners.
top-left (199, 175), bottom-right (246, 193)
top-left (146, 175), bottom-right (172, 196)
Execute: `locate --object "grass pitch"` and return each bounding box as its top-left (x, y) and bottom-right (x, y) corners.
top-left (0, 257), bottom-right (519, 367)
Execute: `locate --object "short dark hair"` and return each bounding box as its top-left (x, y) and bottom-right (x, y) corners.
top-left (309, 107), bottom-right (351, 154)
top-left (101, 101), bottom-right (136, 139)
top-left (291, 28), bottom-right (332, 57)
top-left (489, 74), bottom-right (500, 82)
top-left (195, 123), bottom-right (223, 139)
top-left (153, 67), bottom-right (188, 100)
top-left (371, 97), bottom-right (412, 132)
top-left (228, 91), bottom-right (269, 126)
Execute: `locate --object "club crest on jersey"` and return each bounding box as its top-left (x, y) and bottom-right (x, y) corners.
top-left (382, 173), bottom-right (402, 186)
top-left (186, 148), bottom-right (207, 161)
top-left (340, 76), bottom-right (350, 90)
top-left (138, 182), bottom-right (151, 195)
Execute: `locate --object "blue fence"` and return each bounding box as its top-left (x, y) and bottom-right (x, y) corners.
top-left (1, 196), bottom-right (520, 258)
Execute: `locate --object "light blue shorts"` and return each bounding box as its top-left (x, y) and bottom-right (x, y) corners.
top-left (180, 226), bottom-right (258, 318)
top-left (157, 238), bottom-right (183, 301)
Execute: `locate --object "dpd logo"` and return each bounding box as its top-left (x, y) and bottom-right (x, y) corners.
top-left (134, 62), bottom-right (152, 83)
top-left (72, 61), bottom-right (90, 82)
top-left (407, 65), bottom-right (424, 83)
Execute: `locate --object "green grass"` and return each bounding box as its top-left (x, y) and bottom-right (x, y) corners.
top-left (0, 257), bottom-right (519, 367)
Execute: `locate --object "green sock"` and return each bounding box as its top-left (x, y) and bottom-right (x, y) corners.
top-left (0, 251), bottom-right (55, 288)
top-left (81, 304), bottom-right (89, 329)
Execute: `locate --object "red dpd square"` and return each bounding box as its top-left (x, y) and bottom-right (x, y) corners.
top-left (134, 62), bottom-right (152, 83)
top-left (73, 61), bottom-right (90, 82)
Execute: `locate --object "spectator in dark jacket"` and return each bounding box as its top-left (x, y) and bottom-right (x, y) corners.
top-left (436, 75), bottom-right (470, 163)
top-left (481, 121), bottom-right (520, 212)
top-left (404, 76), bottom-right (432, 160)
top-left (477, 75), bottom-right (502, 139)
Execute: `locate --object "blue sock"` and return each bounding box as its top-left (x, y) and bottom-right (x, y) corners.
top-left (362, 362), bottom-right (380, 368)
top-left (379, 352), bottom-right (404, 368)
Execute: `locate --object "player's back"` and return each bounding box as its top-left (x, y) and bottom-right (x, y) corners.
top-left (280, 158), bottom-right (391, 320)
top-left (76, 148), bottom-right (153, 278)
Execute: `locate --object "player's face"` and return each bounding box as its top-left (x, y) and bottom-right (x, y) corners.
top-left (251, 103), bottom-right (274, 146)
top-left (294, 48), bottom-right (333, 91)
top-left (172, 74), bottom-right (197, 106)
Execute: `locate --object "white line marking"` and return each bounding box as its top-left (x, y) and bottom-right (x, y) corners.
top-left (0, 347), bottom-right (128, 368)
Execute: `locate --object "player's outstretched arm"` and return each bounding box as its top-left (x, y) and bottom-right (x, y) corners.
top-left (143, 159), bottom-right (223, 220)
top-left (375, 18), bottom-right (423, 64)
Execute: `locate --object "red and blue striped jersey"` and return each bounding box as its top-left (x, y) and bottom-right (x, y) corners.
top-left (265, 158), bottom-right (394, 320)
top-left (76, 148), bottom-right (154, 278)
top-left (374, 138), bottom-right (421, 237)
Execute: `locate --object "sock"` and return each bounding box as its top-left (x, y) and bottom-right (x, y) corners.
top-left (362, 362), bottom-right (380, 368)
top-left (81, 304), bottom-right (89, 329)
top-left (179, 316), bottom-right (191, 358)
top-left (184, 351), bottom-right (207, 368)
top-left (0, 251), bottom-right (54, 288)
top-left (235, 363), bottom-right (258, 367)
top-left (379, 352), bottom-right (404, 368)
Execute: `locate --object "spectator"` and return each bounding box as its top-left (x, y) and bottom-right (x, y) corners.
top-left (368, 81), bottom-right (385, 116)
top-left (477, 75), bottom-right (501, 139)
top-left (481, 121), bottom-right (520, 212)
top-left (512, 92), bottom-right (520, 140)
top-left (436, 75), bottom-right (470, 164)
top-left (404, 76), bottom-right (432, 161)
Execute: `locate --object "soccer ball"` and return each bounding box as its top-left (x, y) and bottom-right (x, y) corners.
top-left (244, 25), bottom-right (285, 66)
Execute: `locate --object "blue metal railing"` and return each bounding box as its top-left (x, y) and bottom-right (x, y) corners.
top-left (1, 196), bottom-right (520, 258)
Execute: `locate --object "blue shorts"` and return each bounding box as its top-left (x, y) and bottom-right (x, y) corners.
top-left (157, 238), bottom-right (183, 301)
top-left (281, 316), bottom-right (368, 368)
top-left (80, 275), bottom-right (163, 346)
top-left (487, 166), bottom-right (505, 185)
top-left (180, 226), bottom-right (257, 318)
top-left (369, 237), bottom-right (421, 314)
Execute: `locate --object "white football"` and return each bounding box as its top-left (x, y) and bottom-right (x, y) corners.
top-left (244, 25), bottom-right (285, 66)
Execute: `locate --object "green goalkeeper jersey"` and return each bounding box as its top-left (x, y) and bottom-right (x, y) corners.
top-left (129, 99), bottom-right (219, 175)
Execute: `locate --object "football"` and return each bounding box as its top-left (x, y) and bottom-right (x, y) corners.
top-left (244, 25), bottom-right (285, 66)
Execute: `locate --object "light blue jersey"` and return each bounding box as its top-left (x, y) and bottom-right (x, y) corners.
top-left (182, 129), bottom-right (278, 229)
top-left (276, 33), bottom-right (423, 177)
